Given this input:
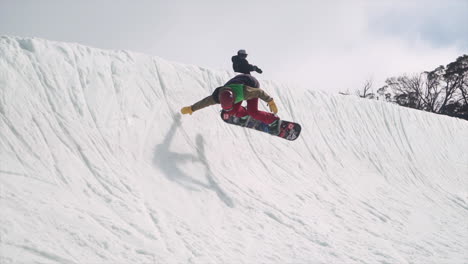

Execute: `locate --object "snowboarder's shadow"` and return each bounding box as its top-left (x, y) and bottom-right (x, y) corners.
top-left (153, 114), bottom-right (234, 208)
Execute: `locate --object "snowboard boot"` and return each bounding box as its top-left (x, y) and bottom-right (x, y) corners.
top-left (268, 119), bottom-right (281, 135)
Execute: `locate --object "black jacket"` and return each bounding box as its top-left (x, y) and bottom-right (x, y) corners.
top-left (232, 55), bottom-right (256, 74)
top-left (224, 74), bottom-right (259, 88)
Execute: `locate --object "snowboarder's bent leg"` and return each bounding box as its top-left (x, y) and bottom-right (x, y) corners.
top-left (225, 101), bottom-right (248, 118)
top-left (246, 98), bottom-right (279, 124)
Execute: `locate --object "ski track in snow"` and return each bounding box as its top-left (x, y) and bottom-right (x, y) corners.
top-left (1, 36), bottom-right (467, 264)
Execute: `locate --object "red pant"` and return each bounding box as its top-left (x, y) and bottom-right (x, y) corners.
top-left (225, 98), bottom-right (278, 124)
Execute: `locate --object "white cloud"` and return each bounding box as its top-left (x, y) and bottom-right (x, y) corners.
top-left (269, 33), bottom-right (461, 94)
top-left (0, 0), bottom-right (465, 94)
top-left (254, 0), bottom-right (466, 93)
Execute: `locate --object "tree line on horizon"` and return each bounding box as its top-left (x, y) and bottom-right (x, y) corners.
top-left (342, 55), bottom-right (468, 121)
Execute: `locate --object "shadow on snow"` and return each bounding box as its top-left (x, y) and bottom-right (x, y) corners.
top-left (153, 114), bottom-right (234, 208)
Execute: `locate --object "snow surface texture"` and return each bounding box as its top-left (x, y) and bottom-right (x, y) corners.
top-left (1, 36), bottom-right (467, 264)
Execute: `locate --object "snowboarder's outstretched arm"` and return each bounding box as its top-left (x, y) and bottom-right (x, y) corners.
top-left (244, 86), bottom-right (272, 102)
top-left (244, 86), bottom-right (278, 113)
top-left (191, 96), bottom-right (217, 112)
top-left (181, 86), bottom-right (278, 115)
top-left (181, 95), bottom-right (217, 115)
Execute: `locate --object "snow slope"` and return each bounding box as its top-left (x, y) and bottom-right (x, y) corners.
top-left (1, 36), bottom-right (467, 264)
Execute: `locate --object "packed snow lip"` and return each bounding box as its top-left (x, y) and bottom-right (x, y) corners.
top-left (1, 36), bottom-right (467, 264)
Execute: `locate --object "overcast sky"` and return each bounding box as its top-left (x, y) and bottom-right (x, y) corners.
top-left (1, 0), bottom-right (467, 93)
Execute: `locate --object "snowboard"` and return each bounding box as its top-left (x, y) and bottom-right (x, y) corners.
top-left (220, 111), bottom-right (301, 141)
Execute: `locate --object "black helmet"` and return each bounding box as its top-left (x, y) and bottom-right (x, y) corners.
top-left (237, 49), bottom-right (247, 56)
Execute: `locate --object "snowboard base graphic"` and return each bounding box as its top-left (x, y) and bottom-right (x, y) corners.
top-left (220, 111), bottom-right (301, 141)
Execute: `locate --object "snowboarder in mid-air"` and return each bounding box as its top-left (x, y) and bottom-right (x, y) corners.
top-left (180, 50), bottom-right (301, 140)
top-left (232, 49), bottom-right (263, 75)
top-left (180, 74), bottom-right (281, 134)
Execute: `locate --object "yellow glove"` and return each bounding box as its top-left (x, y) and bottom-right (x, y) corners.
top-left (267, 100), bottom-right (278, 114)
top-left (181, 106), bottom-right (193, 115)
